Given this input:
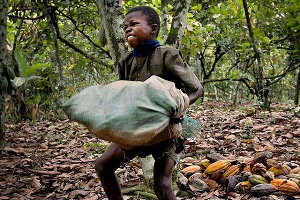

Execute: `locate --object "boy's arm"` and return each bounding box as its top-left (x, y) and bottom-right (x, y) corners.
top-left (187, 84), bottom-right (204, 105)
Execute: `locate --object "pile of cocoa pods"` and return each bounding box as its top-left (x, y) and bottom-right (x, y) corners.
top-left (178, 151), bottom-right (300, 197)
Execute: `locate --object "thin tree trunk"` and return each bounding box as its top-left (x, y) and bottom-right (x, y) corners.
top-left (166, 0), bottom-right (191, 48)
top-left (242, 0), bottom-right (268, 108)
top-left (295, 69), bottom-right (300, 105)
top-left (0, 0), bottom-right (8, 148)
top-left (96, 0), bottom-right (126, 65)
top-left (160, 0), bottom-right (169, 45)
top-left (45, 8), bottom-right (65, 107)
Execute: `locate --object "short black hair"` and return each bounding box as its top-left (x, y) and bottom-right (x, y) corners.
top-left (126, 6), bottom-right (160, 36)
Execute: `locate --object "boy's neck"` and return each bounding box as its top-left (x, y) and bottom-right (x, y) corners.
top-left (133, 40), bottom-right (160, 57)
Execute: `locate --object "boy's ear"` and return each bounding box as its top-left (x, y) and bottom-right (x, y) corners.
top-left (151, 24), bottom-right (158, 33)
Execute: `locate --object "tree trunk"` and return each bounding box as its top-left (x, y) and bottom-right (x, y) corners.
top-left (46, 8), bottom-right (65, 107)
top-left (165, 0), bottom-right (191, 48)
top-left (242, 0), bottom-right (269, 108)
top-left (295, 68), bottom-right (300, 105)
top-left (160, 0), bottom-right (169, 45)
top-left (232, 81), bottom-right (242, 106)
top-left (0, 0), bottom-right (8, 148)
top-left (96, 0), bottom-right (126, 66)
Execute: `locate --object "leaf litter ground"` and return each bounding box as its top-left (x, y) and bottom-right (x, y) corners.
top-left (0, 101), bottom-right (299, 200)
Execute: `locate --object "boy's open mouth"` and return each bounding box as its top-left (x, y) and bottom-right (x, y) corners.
top-left (127, 34), bottom-right (134, 39)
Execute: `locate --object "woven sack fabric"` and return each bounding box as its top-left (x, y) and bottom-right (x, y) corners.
top-left (63, 75), bottom-right (189, 149)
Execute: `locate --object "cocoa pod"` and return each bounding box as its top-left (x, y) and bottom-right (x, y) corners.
top-left (223, 164), bottom-right (240, 178)
top-left (270, 178), bottom-right (285, 189)
top-left (282, 164), bottom-right (292, 175)
top-left (226, 175), bottom-right (243, 192)
top-left (268, 164), bottom-right (284, 176)
top-left (211, 169), bottom-right (225, 181)
top-left (198, 159), bottom-right (211, 169)
top-left (181, 165), bottom-right (201, 174)
top-left (251, 163), bottom-right (267, 176)
top-left (204, 160), bottom-right (230, 175)
top-left (250, 183), bottom-right (277, 196)
top-left (266, 158), bottom-right (278, 168)
top-left (277, 180), bottom-right (300, 195)
top-left (290, 167), bottom-right (300, 174)
top-left (188, 176), bottom-right (209, 192)
top-left (287, 174), bottom-right (300, 181)
top-left (248, 174), bottom-right (268, 185)
top-left (234, 181), bottom-right (252, 193)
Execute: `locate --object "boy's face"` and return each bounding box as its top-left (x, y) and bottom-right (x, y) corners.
top-left (124, 11), bottom-right (157, 48)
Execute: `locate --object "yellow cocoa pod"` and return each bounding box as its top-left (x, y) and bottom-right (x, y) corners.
top-left (240, 181), bottom-right (252, 193)
top-left (223, 164), bottom-right (240, 178)
top-left (248, 174), bottom-right (268, 185)
top-left (268, 164), bottom-right (284, 176)
top-left (204, 160), bottom-right (231, 175)
top-left (235, 181), bottom-right (252, 193)
top-left (277, 180), bottom-right (300, 195)
top-left (199, 159), bottom-right (211, 169)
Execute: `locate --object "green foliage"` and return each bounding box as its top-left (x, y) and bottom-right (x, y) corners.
top-left (4, 0), bottom-right (299, 120)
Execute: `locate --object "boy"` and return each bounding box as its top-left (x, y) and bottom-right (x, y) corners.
top-left (95, 6), bottom-right (204, 200)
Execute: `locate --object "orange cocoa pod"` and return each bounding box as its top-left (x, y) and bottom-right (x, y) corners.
top-left (204, 160), bottom-right (231, 175)
top-left (270, 178), bottom-right (287, 190)
top-left (277, 180), bottom-right (300, 195)
top-left (181, 165), bottom-right (201, 174)
top-left (223, 164), bottom-right (240, 178)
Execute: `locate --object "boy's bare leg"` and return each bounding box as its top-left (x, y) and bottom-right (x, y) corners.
top-left (94, 143), bottom-right (126, 200)
top-left (153, 155), bottom-right (177, 200)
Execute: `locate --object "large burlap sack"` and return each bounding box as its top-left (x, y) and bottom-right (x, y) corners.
top-left (62, 75), bottom-right (189, 149)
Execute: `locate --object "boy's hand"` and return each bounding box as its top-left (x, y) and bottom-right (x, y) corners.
top-left (188, 85), bottom-right (204, 105)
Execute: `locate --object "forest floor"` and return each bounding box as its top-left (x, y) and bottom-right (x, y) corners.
top-left (0, 101), bottom-right (299, 200)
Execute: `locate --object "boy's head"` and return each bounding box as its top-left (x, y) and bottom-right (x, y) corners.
top-left (125, 6), bottom-right (160, 48)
